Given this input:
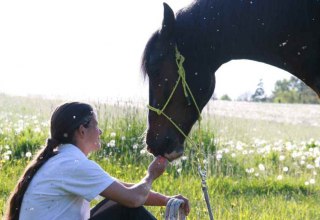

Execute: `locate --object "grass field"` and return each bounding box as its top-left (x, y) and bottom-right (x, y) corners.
top-left (1, 93), bottom-right (320, 219)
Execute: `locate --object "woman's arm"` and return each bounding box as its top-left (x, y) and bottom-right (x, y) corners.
top-left (144, 191), bottom-right (170, 206)
top-left (100, 175), bottom-right (153, 207)
top-left (114, 182), bottom-right (169, 206)
top-left (118, 181), bottom-right (190, 215)
top-left (100, 156), bottom-right (167, 208)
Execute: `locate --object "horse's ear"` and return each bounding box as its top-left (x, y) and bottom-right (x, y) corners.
top-left (159, 2), bottom-right (175, 39)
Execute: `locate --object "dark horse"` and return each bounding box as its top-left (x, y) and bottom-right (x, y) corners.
top-left (141, 0), bottom-right (320, 160)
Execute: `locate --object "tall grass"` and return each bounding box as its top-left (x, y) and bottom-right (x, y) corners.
top-left (1, 94), bottom-right (320, 219)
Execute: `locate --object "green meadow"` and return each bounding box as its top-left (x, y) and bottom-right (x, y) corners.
top-left (1, 93), bottom-right (320, 219)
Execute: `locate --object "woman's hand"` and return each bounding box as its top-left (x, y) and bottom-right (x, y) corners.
top-left (147, 156), bottom-right (168, 180)
top-left (170, 194), bottom-right (190, 216)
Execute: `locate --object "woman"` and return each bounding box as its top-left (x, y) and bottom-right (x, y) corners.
top-left (5, 102), bottom-right (190, 220)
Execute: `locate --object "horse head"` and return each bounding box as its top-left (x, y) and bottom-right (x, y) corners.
top-left (141, 3), bottom-right (215, 161)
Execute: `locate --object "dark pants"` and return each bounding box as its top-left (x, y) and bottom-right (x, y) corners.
top-left (90, 199), bottom-right (157, 220)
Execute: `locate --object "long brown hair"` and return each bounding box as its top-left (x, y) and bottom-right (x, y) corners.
top-left (5, 102), bottom-right (94, 220)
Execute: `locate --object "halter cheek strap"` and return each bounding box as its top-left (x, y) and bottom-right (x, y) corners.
top-left (147, 46), bottom-right (202, 146)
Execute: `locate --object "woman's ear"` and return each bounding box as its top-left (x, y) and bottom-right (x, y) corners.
top-left (76, 125), bottom-right (86, 137)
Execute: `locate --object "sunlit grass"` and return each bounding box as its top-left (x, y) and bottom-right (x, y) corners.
top-left (1, 94), bottom-right (320, 219)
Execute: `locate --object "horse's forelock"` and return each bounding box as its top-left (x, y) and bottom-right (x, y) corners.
top-left (141, 31), bottom-right (160, 79)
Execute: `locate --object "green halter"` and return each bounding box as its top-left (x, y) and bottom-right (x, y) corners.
top-left (147, 45), bottom-right (214, 220)
top-left (147, 46), bottom-right (202, 146)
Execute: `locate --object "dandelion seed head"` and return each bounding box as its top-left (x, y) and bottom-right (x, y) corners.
top-left (132, 144), bottom-right (138, 149)
top-left (26, 152), bottom-right (32, 158)
top-left (110, 132), bottom-right (116, 137)
top-left (307, 164), bottom-right (315, 169)
top-left (279, 155), bottom-right (285, 161)
top-left (258, 164), bottom-right (265, 171)
top-left (305, 181), bottom-right (310, 186)
top-left (107, 140), bottom-right (116, 147)
top-left (216, 153), bottom-right (223, 160)
top-left (246, 168), bottom-right (254, 174)
top-left (181, 156), bottom-right (188, 161)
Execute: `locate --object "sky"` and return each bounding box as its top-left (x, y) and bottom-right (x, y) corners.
top-left (0, 0), bottom-right (292, 102)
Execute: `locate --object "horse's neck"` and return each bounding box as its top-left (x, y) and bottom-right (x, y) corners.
top-left (178, 0), bottom-right (320, 95)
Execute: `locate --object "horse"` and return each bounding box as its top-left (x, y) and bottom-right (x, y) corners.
top-left (141, 0), bottom-right (320, 161)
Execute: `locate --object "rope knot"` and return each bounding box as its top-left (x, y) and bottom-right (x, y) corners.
top-left (155, 109), bottom-right (162, 115)
top-left (147, 105), bottom-right (162, 115)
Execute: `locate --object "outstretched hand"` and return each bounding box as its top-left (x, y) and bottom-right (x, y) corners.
top-left (147, 156), bottom-right (168, 180)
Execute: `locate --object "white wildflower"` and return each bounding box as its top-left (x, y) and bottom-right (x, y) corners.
top-left (258, 164), bottom-right (265, 171)
top-left (315, 157), bottom-right (320, 168)
top-left (306, 164), bottom-right (315, 169)
top-left (245, 168), bottom-right (254, 174)
top-left (181, 156), bottom-right (188, 161)
top-left (305, 181), bottom-right (310, 186)
top-left (110, 132), bottom-right (116, 137)
top-left (107, 140), bottom-right (116, 147)
top-left (132, 144), bottom-right (138, 149)
top-left (25, 152), bottom-right (32, 158)
top-left (242, 150), bottom-right (248, 155)
top-left (5, 150), bottom-right (12, 155)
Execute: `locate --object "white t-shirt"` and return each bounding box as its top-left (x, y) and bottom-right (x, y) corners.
top-left (20, 144), bottom-right (115, 220)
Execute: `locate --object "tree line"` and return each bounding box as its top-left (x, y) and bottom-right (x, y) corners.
top-left (219, 76), bottom-right (320, 104)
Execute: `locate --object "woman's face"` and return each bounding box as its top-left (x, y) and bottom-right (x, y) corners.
top-left (84, 113), bottom-right (102, 152)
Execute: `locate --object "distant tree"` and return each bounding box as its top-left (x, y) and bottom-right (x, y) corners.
top-left (237, 92), bottom-right (252, 102)
top-left (251, 79), bottom-right (267, 102)
top-left (220, 94), bottom-right (232, 101)
top-left (211, 93), bottom-right (218, 100)
top-left (271, 77), bottom-right (320, 104)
